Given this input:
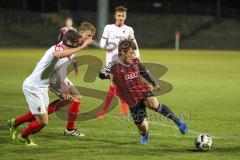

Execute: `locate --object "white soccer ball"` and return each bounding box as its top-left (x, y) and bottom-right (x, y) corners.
top-left (195, 134), bottom-right (213, 151)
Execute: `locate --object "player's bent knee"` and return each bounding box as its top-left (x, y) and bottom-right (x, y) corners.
top-left (146, 96), bottom-right (159, 109)
top-left (36, 113), bottom-right (48, 125)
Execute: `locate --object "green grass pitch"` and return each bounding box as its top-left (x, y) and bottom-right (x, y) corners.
top-left (0, 48), bottom-right (240, 160)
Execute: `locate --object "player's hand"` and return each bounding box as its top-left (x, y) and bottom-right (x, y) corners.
top-left (81, 38), bottom-right (93, 49)
top-left (105, 48), bottom-right (113, 52)
top-left (153, 84), bottom-right (160, 92)
top-left (105, 73), bottom-right (111, 79)
top-left (104, 42), bottom-right (117, 52)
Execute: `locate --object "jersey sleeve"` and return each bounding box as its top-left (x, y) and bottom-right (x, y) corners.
top-left (138, 62), bottom-right (158, 87)
top-left (100, 25), bottom-right (109, 49)
top-left (128, 27), bottom-right (135, 40)
top-left (128, 27), bottom-right (140, 59)
top-left (98, 61), bottom-right (115, 79)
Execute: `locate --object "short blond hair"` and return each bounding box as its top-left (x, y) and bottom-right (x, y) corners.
top-left (79, 22), bottom-right (96, 35)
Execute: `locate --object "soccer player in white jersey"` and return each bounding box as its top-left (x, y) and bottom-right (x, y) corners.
top-left (48, 22), bottom-right (96, 137)
top-left (96, 6), bottom-right (140, 118)
top-left (7, 29), bottom-right (93, 146)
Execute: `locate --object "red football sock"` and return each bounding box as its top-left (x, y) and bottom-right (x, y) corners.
top-left (15, 112), bottom-right (36, 127)
top-left (66, 100), bottom-right (80, 130)
top-left (115, 86), bottom-right (128, 115)
top-left (120, 99), bottom-right (128, 115)
top-left (48, 99), bottom-right (70, 114)
top-left (21, 120), bottom-right (45, 138)
top-left (101, 84), bottom-right (116, 112)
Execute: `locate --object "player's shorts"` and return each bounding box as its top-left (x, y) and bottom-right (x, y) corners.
top-left (106, 53), bottom-right (118, 66)
top-left (49, 78), bottom-right (81, 99)
top-left (22, 82), bottom-right (49, 115)
top-left (129, 91), bottom-right (155, 124)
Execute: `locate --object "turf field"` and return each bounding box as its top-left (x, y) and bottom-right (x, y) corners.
top-left (0, 48), bottom-right (240, 160)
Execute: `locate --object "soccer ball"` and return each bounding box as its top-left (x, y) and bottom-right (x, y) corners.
top-left (195, 134), bottom-right (213, 151)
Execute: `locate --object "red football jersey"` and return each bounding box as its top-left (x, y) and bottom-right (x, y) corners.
top-left (100, 58), bottom-right (158, 107)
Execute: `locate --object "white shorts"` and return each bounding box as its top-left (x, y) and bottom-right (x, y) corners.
top-left (22, 83), bottom-right (49, 115)
top-left (106, 52), bottom-right (118, 66)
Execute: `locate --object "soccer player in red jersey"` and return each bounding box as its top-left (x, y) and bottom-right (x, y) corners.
top-left (99, 40), bottom-right (188, 144)
top-left (97, 6), bottom-right (140, 118)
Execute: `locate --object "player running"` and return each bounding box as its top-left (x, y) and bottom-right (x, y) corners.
top-left (7, 29), bottom-right (92, 146)
top-left (97, 5), bottom-right (140, 118)
top-left (99, 39), bottom-right (188, 144)
top-left (48, 22), bottom-right (96, 137)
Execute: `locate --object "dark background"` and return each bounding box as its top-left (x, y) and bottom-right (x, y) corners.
top-left (0, 0), bottom-right (240, 49)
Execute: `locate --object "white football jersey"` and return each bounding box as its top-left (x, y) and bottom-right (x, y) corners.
top-left (49, 49), bottom-right (75, 91)
top-left (100, 24), bottom-right (140, 65)
top-left (24, 43), bottom-right (72, 89)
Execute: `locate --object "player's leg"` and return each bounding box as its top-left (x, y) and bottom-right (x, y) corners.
top-left (19, 113), bottom-right (48, 147)
top-left (48, 81), bottom-right (72, 114)
top-left (8, 111), bottom-right (36, 140)
top-left (17, 87), bottom-right (49, 146)
top-left (136, 119), bottom-right (149, 144)
top-left (129, 100), bottom-right (149, 144)
top-left (96, 83), bottom-right (116, 118)
top-left (96, 56), bottom-right (116, 118)
top-left (8, 86), bottom-right (43, 141)
top-left (64, 84), bottom-right (85, 137)
top-left (145, 92), bottom-right (188, 134)
top-left (115, 89), bottom-right (128, 116)
top-left (48, 99), bottom-right (71, 114)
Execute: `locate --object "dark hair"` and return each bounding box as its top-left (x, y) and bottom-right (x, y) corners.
top-left (115, 6), bottom-right (127, 13)
top-left (79, 22), bottom-right (96, 35)
top-left (62, 30), bottom-right (80, 48)
top-left (118, 40), bottom-right (136, 55)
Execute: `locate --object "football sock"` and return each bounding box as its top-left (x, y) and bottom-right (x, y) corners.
top-left (15, 112), bottom-right (36, 128)
top-left (21, 120), bottom-right (45, 138)
top-left (67, 100), bottom-right (80, 130)
top-left (115, 86), bottom-right (128, 115)
top-left (48, 99), bottom-right (71, 114)
top-left (48, 99), bottom-right (60, 114)
top-left (101, 84), bottom-right (116, 112)
top-left (120, 99), bottom-right (127, 115)
top-left (139, 130), bottom-right (149, 136)
top-left (156, 104), bottom-right (180, 124)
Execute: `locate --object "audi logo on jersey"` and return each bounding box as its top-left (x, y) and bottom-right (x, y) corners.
top-left (125, 71), bottom-right (139, 80)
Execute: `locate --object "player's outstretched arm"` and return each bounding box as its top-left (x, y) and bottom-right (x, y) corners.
top-left (139, 63), bottom-right (160, 91)
top-left (53, 38), bottom-right (93, 58)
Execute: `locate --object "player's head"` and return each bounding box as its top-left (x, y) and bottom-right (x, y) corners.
top-left (78, 22), bottom-right (96, 45)
top-left (65, 17), bottom-right (73, 28)
top-left (118, 40), bottom-right (136, 64)
top-left (62, 30), bottom-right (80, 48)
top-left (114, 6), bottom-right (127, 26)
